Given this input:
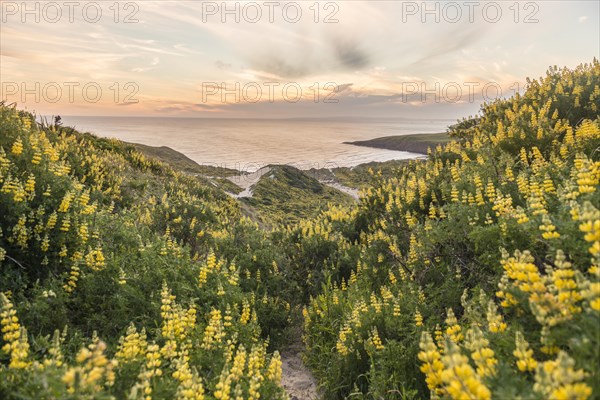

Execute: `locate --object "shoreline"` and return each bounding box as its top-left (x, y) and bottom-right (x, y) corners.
top-left (131, 142), bottom-right (421, 175)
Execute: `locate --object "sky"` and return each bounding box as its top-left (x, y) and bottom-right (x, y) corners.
top-left (0, 0), bottom-right (598, 119)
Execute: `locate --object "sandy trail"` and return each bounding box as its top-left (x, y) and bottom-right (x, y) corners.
top-left (280, 341), bottom-right (320, 400)
top-left (226, 167), bottom-right (272, 198)
top-left (319, 180), bottom-right (360, 200)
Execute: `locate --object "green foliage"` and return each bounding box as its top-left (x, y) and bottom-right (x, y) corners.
top-left (1, 59), bottom-right (599, 400)
top-left (302, 60), bottom-right (600, 398)
top-left (0, 106), bottom-right (289, 398)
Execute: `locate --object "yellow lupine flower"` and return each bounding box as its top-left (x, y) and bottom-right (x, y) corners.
top-left (367, 327), bottom-right (385, 352)
top-left (63, 265), bottom-right (80, 294)
top-left (578, 204), bottom-right (600, 256)
top-left (266, 351), bottom-right (282, 382)
top-left (1, 294), bottom-right (30, 369)
top-left (85, 247), bottom-right (106, 271)
top-left (11, 139), bottom-right (24, 155)
top-left (440, 342), bottom-right (491, 400)
top-left (202, 309), bottom-right (225, 350)
top-left (415, 309), bottom-right (424, 327)
top-left (465, 327), bottom-right (497, 377)
top-left (58, 191), bottom-right (74, 213)
top-left (540, 214), bottom-right (561, 239)
top-left (418, 332), bottom-right (444, 393)
top-left (534, 352), bottom-right (591, 400)
top-left (116, 323), bottom-right (148, 362)
top-left (445, 309), bottom-right (463, 343)
top-left (24, 174), bottom-right (35, 194)
top-left (486, 300), bottom-right (507, 333)
top-left (62, 338), bottom-right (117, 394)
top-left (513, 331), bottom-right (537, 372)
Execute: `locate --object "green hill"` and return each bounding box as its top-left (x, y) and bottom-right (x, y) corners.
top-left (242, 165), bottom-right (355, 227)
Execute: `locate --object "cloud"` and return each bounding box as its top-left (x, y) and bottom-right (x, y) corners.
top-left (332, 39), bottom-right (370, 70)
top-left (410, 25), bottom-right (485, 67)
top-left (336, 83), bottom-right (354, 93)
top-left (155, 102), bottom-right (222, 113)
top-left (238, 35), bottom-right (371, 79)
top-left (2, 0), bottom-right (597, 118)
top-left (132, 57), bottom-right (160, 73)
top-left (215, 60), bottom-right (232, 70)
top-left (246, 57), bottom-right (311, 79)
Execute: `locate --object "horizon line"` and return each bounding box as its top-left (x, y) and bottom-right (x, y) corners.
top-left (52, 115), bottom-right (459, 121)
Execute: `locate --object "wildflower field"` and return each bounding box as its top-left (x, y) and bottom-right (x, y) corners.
top-left (1, 61), bottom-right (599, 399)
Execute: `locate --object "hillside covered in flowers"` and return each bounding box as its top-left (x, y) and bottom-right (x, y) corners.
top-left (1, 60), bottom-right (599, 399)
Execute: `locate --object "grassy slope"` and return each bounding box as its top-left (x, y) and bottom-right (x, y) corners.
top-left (345, 132), bottom-right (452, 154)
top-left (131, 143), bottom-right (237, 176)
top-left (0, 107), bottom-right (293, 398)
top-left (132, 143), bottom-right (243, 194)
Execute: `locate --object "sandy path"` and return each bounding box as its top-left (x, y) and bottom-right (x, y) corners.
top-left (226, 167), bottom-right (272, 198)
top-left (319, 180), bottom-right (360, 200)
top-left (280, 341), bottom-right (320, 400)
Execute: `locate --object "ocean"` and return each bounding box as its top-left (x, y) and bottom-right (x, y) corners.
top-left (60, 116), bottom-right (454, 172)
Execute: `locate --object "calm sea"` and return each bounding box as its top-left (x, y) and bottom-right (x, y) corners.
top-left (60, 117), bottom-right (454, 172)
